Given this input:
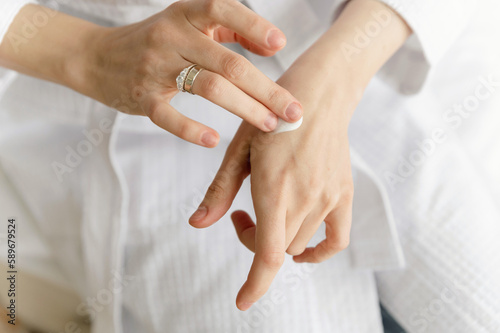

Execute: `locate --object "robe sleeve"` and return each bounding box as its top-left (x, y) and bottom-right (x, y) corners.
top-left (246, 0), bottom-right (476, 94)
top-left (371, 0), bottom-right (477, 94)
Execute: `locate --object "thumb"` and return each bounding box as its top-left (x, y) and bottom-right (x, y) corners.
top-left (189, 154), bottom-right (249, 229)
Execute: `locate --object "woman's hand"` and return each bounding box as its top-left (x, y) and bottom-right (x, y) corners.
top-left (189, 56), bottom-right (357, 310)
top-left (0, 0), bottom-right (303, 147)
top-left (188, 0), bottom-right (411, 310)
top-left (83, 0), bottom-right (304, 146)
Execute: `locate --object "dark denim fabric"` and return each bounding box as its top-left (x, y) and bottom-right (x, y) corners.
top-left (381, 304), bottom-right (406, 333)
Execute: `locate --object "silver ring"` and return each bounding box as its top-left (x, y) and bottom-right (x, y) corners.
top-left (184, 65), bottom-right (204, 95)
top-left (176, 64), bottom-right (196, 92)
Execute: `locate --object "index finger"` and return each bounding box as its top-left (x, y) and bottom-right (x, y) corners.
top-left (236, 183), bottom-right (287, 311)
top-left (185, 39), bottom-right (303, 123)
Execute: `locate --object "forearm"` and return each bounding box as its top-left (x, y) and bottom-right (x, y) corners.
top-left (285, 0), bottom-right (411, 117)
top-left (0, 4), bottom-right (100, 93)
top-left (322, 0), bottom-right (411, 87)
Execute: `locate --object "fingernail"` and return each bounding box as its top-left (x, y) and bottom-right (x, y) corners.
top-left (265, 114), bottom-right (278, 131)
top-left (285, 102), bottom-right (302, 121)
top-left (189, 206), bottom-right (207, 222)
top-left (267, 30), bottom-right (286, 48)
top-left (201, 132), bottom-right (217, 147)
top-left (238, 302), bottom-right (254, 311)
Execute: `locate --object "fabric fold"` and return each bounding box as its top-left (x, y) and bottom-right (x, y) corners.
top-left (349, 148), bottom-right (405, 271)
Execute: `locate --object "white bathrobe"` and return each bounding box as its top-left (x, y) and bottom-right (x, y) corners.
top-left (1, 0), bottom-right (499, 332)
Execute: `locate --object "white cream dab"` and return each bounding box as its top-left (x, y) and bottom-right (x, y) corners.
top-left (272, 117), bottom-right (303, 134)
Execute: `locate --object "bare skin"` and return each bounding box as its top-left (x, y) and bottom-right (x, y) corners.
top-left (1, 0), bottom-right (412, 314)
top-left (0, 0), bottom-right (303, 147)
top-left (191, 0), bottom-right (412, 311)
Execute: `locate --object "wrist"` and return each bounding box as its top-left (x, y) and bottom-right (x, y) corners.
top-left (296, 0), bottom-right (411, 94)
top-left (0, 4), bottom-right (107, 95)
top-left (283, 48), bottom-right (362, 131)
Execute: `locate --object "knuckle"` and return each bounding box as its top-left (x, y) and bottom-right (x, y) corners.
top-left (202, 0), bottom-right (223, 17)
top-left (328, 191), bottom-right (342, 207)
top-left (337, 237), bottom-right (350, 251)
top-left (332, 182), bottom-right (354, 208)
top-left (246, 15), bottom-right (262, 33)
top-left (320, 192), bottom-right (333, 207)
top-left (308, 175), bottom-right (323, 192)
top-left (137, 50), bottom-right (157, 76)
top-left (221, 54), bottom-right (248, 80)
top-left (140, 49), bottom-right (156, 65)
top-left (301, 193), bottom-right (316, 208)
top-left (300, 184), bottom-right (322, 208)
top-left (145, 21), bottom-right (169, 45)
top-left (343, 184), bottom-right (355, 201)
top-left (267, 87), bottom-right (284, 107)
top-left (146, 99), bottom-right (161, 120)
top-left (166, 0), bottom-right (183, 13)
top-left (321, 192), bottom-right (339, 212)
top-left (246, 104), bottom-right (265, 122)
top-left (176, 121), bottom-right (192, 140)
top-left (206, 178), bottom-right (226, 200)
top-left (313, 256), bottom-right (326, 264)
top-left (199, 75), bottom-right (224, 98)
top-left (259, 251), bottom-right (285, 269)
top-left (331, 236), bottom-right (350, 252)
top-left (224, 159), bottom-right (243, 177)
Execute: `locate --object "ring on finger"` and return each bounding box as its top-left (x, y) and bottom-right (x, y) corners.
top-left (176, 64), bottom-right (196, 92)
top-left (176, 64), bottom-right (204, 94)
top-left (184, 65), bottom-right (204, 94)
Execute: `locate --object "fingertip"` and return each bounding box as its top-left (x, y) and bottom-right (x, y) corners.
top-left (267, 29), bottom-right (286, 49)
top-left (259, 50), bottom-right (279, 57)
top-left (237, 302), bottom-right (254, 311)
top-left (188, 206), bottom-right (209, 227)
top-left (236, 284), bottom-right (254, 311)
top-left (188, 220), bottom-right (209, 228)
top-left (231, 210), bottom-right (256, 252)
top-left (292, 248), bottom-right (312, 263)
top-left (264, 113), bottom-right (279, 131)
top-left (231, 210), bottom-right (248, 221)
top-left (292, 255), bottom-right (305, 263)
top-left (284, 102), bottom-right (303, 122)
top-left (189, 206), bottom-right (207, 222)
top-left (201, 131), bottom-right (220, 148)
top-left (231, 210), bottom-right (254, 229)
top-left (236, 36), bottom-right (278, 57)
